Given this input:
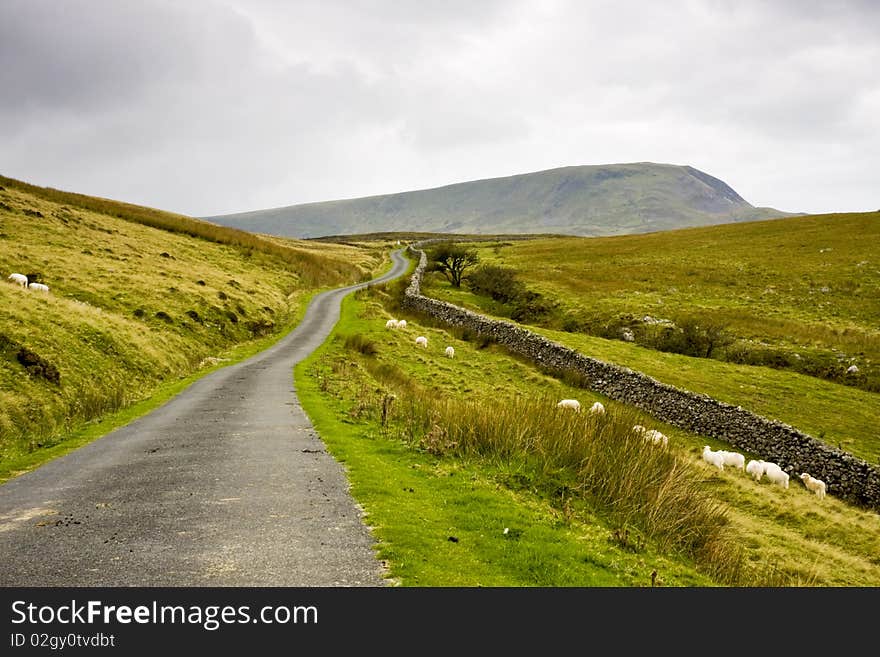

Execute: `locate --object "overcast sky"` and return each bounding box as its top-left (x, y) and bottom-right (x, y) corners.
top-left (1, 0), bottom-right (878, 218)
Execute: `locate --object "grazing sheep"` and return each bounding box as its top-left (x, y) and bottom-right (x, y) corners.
top-left (746, 459), bottom-right (765, 481)
top-left (719, 450), bottom-right (745, 471)
top-left (644, 429), bottom-right (668, 447)
top-left (556, 399), bottom-right (581, 412)
top-left (800, 473), bottom-right (826, 500)
top-left (631, 425), bottom-right (647, 437)
top-left (701, 446), bottom-right (725, 471)
top-left (397, 319), bottom-right (407, 329)
top-left (28, 282), bottom-right (49, 293)
top-left (386, 318), bottom-right (399, 329)
top-left (415, 335), bottom-right (428, 348)
top-left (763, 462), bottom-right (789, 489)
top-left (7, 273), bottom-right (28, 287)
top-left (589, 401), bottom-right (606, 415)
top-left (445, 346), bottom-right (455, 358)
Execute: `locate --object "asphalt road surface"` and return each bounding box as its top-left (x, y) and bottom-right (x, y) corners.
top-left (0, 249), bottom-right (410, 586)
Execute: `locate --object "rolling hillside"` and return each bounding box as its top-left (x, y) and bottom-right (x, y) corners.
top-left (292, 282), bottom-right (880, 586)
top-left (203, 162), bottom-right (793, 238)
top-left (417, 212), bottom-right (880, 460)
top-left (0, 174), bottom-right (387, 474)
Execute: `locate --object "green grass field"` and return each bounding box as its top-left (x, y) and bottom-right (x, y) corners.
top-left (427, 212), bottom-right (879, 392)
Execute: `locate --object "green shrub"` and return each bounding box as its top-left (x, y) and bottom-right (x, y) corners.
top-left (466, 264), bottom-right (524, 303)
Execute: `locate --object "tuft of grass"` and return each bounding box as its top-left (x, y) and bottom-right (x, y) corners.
top-left (344, 333), bottom-right (379, 356)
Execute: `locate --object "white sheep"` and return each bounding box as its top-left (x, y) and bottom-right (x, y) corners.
top-left (800, 472), bottom-right (826, 500)
top-left (397, 319), bottom-right (407, 329)
top-left (762, 462), bottom-right (789, 489)
top-left (415, 335), bottom-right (428, 348)
top-left (631, 425), bottom-right (647, 437)
top-left (644, 429), bottom-right (668, 447)
top-left (386, 318), bottom-right (399, 329)
top-left (28, 282), bottom-right (49, 293)
top-left (718, 450), bottom-right (745, 471)
top-left (701, 446), bottom-right (725, 471)
top-left (445, 346), bottom-right (455, 358)
top-left (746, 459), bottom-right (765, 481)
top-left (7, 273), bottom-right (28, 287)
top-left (589, 401), bottom-right (606, 415)
top-left (557, 399), bottom-right (581, 412)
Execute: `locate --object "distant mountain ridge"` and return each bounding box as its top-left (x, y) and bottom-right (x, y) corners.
top-left (202, 162), bottom-right (795, 238)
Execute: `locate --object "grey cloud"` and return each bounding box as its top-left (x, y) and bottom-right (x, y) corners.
top-left (0, 0), bottom-right (877, 216)
top-left (0, 0), bottom-right (260, 115)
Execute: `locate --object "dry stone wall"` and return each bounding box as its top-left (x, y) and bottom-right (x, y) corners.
top-left (401, 245), bottom-right (880, 511)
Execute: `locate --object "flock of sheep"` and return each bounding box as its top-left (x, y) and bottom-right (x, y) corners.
top-left (386, 317), bottom-right (455, 358)
top-left (385, 315), bottom-right (829, 502)
top-left (556, 398), bottom-right (669, 446)
top-left (699, 444), bottom-right (826, 498)
top-left (6, 271), bottom-right (50, 293)
top-left (557, 396), bottom-right (827, 501)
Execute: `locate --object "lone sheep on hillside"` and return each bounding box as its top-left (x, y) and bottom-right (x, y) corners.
top-left (7, 273), bottom-right (27, 287)
top-left (415, 335), bottom-right (428, 348)
top-left (644, 429), bottom-right (668, 447)
top-left (589, 401), bottom-right (606, 415)
top-left (746, 459), bottom-right (765, 481)
top-left (701, 446), bottom-right (725, 471)
top-left (445, 346), bottom-right (455, 358)
top-left (557, 399), bottom-right (581, 412)
top-left (763, 462), bottom-right (789, 489)
top-left (800, 472), bottom-right (826, 499)
top-left (719, 450), bottom-right (745, 471)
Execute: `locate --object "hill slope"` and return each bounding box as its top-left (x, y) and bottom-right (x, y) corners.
top-left (202, 162), bottom-right (793, 238)
top-left (0, 175), bottom-right (385, 471)
top-left (417, 211), bottom-right (880, 460)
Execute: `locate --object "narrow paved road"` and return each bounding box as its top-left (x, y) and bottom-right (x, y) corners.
top-left (0, 249), bottom-right (410, 586)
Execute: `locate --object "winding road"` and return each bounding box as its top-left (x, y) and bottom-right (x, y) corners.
top-left (0, 249), bottom-right (410, 586)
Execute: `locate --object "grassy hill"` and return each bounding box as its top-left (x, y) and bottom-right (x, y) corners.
top-left (0, 175), bottom-right (387, 476)
top-left (420, 212), bottom-right (880, 396)
top-left (202, 162), bottom-right (794, 239)
top-left (293, 284), bottom-right (880, 586)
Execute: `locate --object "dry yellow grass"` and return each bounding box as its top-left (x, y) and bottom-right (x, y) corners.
top-left (0, 176), bottom-right (386, 463)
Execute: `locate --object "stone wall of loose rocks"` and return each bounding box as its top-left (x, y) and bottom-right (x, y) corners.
top-left (401, 245), bottom-right (880, 511)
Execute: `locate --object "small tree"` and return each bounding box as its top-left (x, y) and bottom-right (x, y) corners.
top-left (428, 241), bottom-right (479, 288)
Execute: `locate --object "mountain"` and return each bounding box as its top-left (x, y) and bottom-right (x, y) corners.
top-left (201, 162), bottom-right (795, 239)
